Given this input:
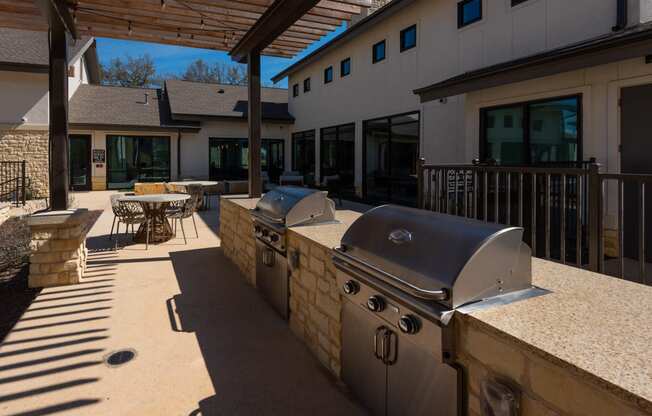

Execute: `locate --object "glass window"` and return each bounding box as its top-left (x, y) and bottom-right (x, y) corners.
top-left (458, 0), bottom-right (482, 28)
top-left (303, 77), bottom-right (311, 92)
top-left (324, 66), bottom-right (333, 84)
top-left (340, 58), bottom-right (351, 77)
top-left (106, 135), bottom-right (170, 189)
top-left (481, 96), bottom-right (580, 165)
top-left (372, 40), bottom-right (386, 63)
top-left (400, 25), bottom-right (417, 52)
top-left (320, 124), bottom-right (355, 194)
top-left (208, 138), bottom-right (285, 182)
top-left (292, 83), bottom-right (299, 97)
top-left (364, 113), bottom-right (420, 206)
top-left (292, 130), bottom-right (316, 185)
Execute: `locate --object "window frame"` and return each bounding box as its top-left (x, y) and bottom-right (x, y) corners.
top-left (292, 83), bottom-right (299, 97)
top-left (319, 123), bottom-right (355, 185)
top-left (340, 57), bottom-right (351, 77)
top-left (372, 40), bottom-right (386, 64)
top-left (400, 24), bottom-right (417, 52)
top-left (303, 77), bottom-right (311, 93)
top-left (457, 0), bottom-right (483, 28)
top-left (479, 94), bottom-right (583, 166)
top-left (324, 66), bottom-right (333, 84)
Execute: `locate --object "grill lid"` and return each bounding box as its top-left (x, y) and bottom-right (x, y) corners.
top-left (254, 186), bottom-right (336, 227)
top-left (336, 205), bottom-right (532, 308)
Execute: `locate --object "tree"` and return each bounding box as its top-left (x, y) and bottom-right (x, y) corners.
top-left (180, 59), bottom-right (247, 85)
top-left (102, 54), bottom-right (157, 88)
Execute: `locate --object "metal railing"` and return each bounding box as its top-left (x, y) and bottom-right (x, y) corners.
top-left (417, 159), bottom-right (652, 285)
top-left (0, 161), bottom-right (26, 206)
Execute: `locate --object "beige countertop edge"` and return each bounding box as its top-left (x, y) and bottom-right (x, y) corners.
top-left (221, 197), bottom-right (652, 412)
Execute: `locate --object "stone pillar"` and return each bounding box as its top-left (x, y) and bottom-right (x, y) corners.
top-left (27, 209), bottom-right (91, 288)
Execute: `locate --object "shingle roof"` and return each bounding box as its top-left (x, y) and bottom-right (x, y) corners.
top-left (165, 80), bottom-right (293, 122)
top-left (69, 84), bottom-right (198, 130)
top-left (0, 28), bottom-right (93, 68)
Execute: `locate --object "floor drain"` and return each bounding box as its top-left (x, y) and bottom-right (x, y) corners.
top-left (104, 349), bottom-right (136, 367)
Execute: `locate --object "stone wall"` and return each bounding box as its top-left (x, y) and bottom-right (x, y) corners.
top-left (0, 129), bottom-right (49, 198)
top-left (287, 232), bottom-right (342, 378)
top-left (219, 198), bottom-right (255, 286)
top-left (456, 314), bottom-right (648, 416)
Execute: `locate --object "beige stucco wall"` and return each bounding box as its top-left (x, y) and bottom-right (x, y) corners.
top-left (285, 0), bottom-right (622, 188)
top-left (179, 119), bottom-right (291, 180)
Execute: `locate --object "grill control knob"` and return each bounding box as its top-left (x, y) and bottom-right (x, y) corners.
top-left (270, 234), bottom-right (279, 243)
top-left (342, 280), bottom-right (359, 295)
top-left (398, 315), bottom-right (420, 335)
top-left (254, 225), bottom-right (262, 235)
top-left (262, 229), bottom-right (269, 237)
top-left (367, 296), bottom-right (385, 312)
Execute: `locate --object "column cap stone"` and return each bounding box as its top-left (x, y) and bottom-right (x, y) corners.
top-left (28, 208), bottom-right (90, 227)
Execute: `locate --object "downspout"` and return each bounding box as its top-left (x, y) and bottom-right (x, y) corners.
top-left (613, 0), bottom-right (628, 31)
top-left (177, 129), bottom-right (181, 179)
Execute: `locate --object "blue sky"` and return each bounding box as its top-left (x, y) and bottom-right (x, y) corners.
top-left (95, 24), bottom-right (346, 88)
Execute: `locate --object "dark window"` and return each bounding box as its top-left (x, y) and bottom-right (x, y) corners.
top-left (320, 124), bottom-right (355, 195)
top-left (400, 25), bottom-right (417, 52)
top-left (209, 138), bottom-right (284, 183)
top-left (303, 77), bottom-right (311, 92)
top-left (292, 83), bottom-right (299, 97)
top-left (340, 58), bottom-right (351, 76)
top-left (481, 95), bottom-right (581, 165)
top-left (324, 66), bottom-right (333, 83)
top-left (292, 130), bottom-right (316, 185)
top-left (511, 0), bottom-right (529, 5)
top-left (364, 112), bottom-right (420, 206)
top-left (458, 0), bottom-right (482, 28)
top-left (372, 40), bottom-right (386, 63)
top-left (106, 135), bottom-right (170, 189)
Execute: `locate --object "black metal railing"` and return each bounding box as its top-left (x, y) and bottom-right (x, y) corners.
top-left (0, 161), bottom-right (26, 206)
top-left (417, 159), bottom-right (652, 286)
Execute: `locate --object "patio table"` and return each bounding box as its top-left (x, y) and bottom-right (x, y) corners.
top-left (119, 194), bottom-right (189, 244)
top-left (167, 181), bottom-right (220, 210)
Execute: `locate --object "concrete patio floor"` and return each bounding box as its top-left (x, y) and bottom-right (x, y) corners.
top-left (0, 191), bottom-right (366, 416)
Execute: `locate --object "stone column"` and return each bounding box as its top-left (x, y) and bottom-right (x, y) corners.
top-left (27, 209), bottom-right (91, 288)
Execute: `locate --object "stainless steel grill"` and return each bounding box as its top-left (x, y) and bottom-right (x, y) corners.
top-left (333, 205), bottom-right (540, 416)
top-left (252, 186), bottom-right (336, 319)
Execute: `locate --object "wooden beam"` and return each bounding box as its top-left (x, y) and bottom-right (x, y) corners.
top-left (230, 0), bottom-right (321, 63)
top-left (247, 50), bottom-right (262, 198)
top-left (48, 6), bottom-right (70, 210)
top-left (35, 0), bottom-right (79, 38)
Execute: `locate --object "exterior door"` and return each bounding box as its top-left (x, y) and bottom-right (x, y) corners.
top-left (621, 84), bottom-right (652, 264)
top-left (342, 301), bottom-right (387, 416)
top-left (69, 135), bottom-right (91, 191)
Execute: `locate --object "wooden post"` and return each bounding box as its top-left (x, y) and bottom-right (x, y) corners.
top-left (247, 50), bottom-right (262, 198)
top-left (48, 15), bottom-right (70, 210)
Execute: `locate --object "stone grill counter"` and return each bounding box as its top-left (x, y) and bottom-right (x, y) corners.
top-left (219, 196), bottom-right (652, 416)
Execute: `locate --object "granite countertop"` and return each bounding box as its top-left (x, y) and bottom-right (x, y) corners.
top-left (222, 197), bottom-right (652, 410)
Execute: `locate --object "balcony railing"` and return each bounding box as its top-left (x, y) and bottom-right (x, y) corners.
top-left (0, 161), bottom-right (26, 206)
top-left (417, 159), bottom-right (652, 286)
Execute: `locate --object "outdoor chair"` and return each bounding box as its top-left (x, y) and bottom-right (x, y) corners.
top-left (167, 185), bottom-right (202, 244)
top-left (111, 197), bottom-right (150, 250)
top-left (321, 174), bottom-right (342, 206)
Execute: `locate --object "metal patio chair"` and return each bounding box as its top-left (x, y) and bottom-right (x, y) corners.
top-left (167, 185), bottom-right (202, 244)
top-left (111, 197), bottom-right (150, 250)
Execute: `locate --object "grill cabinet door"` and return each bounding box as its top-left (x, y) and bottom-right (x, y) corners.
top-left (255, 239), bottom-right (289, 319)
top-left (387, 333), bottom-right (459, 416)
top-left (342, 300), bottom-right (387, 416)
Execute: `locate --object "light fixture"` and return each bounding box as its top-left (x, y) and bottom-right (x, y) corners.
top-left (200, 18), bottom-right (205, 30)
top-left (177, 28), bottom-right (181, 40)
top-left (128, 21), bottom-right (132, 36)
top-left (161, 0), bottom-right (166, 9)
top-left (73, 11), bottom-right (77, 24)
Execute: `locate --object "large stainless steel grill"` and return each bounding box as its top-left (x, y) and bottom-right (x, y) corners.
top-left (252, 186), bottom-right (336, 319)
top-left (333, 205), bottom-right (538, 416)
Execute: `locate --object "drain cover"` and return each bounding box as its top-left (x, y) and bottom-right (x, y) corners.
top-left (104, 349), bottom-right (136, 367)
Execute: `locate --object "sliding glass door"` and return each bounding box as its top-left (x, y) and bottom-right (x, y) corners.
top-left (292, 130), bottom-right (316, 186)
top-left (364, 112), bottom-right (419, 206)
top-left (106, 135), bottom-right (170, 189)
top-left (209, 138), bottom-right (285, 183)
top-left (320, 123), bottom-right (355, 195)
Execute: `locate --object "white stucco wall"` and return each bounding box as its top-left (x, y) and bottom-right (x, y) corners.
top-left (179, 119), bottom-right (291, 179)
top-left (284, 0), bottom-right (623, 193)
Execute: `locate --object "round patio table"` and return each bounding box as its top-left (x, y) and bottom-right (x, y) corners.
top-left (119, 194), bottom-right (189, 244)
top-left (167, 181), bottom-right (219, 210)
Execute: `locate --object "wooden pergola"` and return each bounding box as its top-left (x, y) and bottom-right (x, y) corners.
top-left (0, 0), bottom-right (370, 209)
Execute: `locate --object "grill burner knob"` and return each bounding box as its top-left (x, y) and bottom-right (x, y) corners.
top-left (366, 296), bottom-right (385, 312)
top-left (254, 225), bottom-right (261, 235)
top-left (270, 234), bottom-right (279, 243)
top-left (398, 315), bottom-right (420, 334)
top-left (262, 229), bottom-right (269, 237)
top-left (343, 280), bottom-right (359, 295)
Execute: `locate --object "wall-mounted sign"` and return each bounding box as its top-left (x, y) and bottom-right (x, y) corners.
top-left (93, 149), bottom-right (106, 163)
